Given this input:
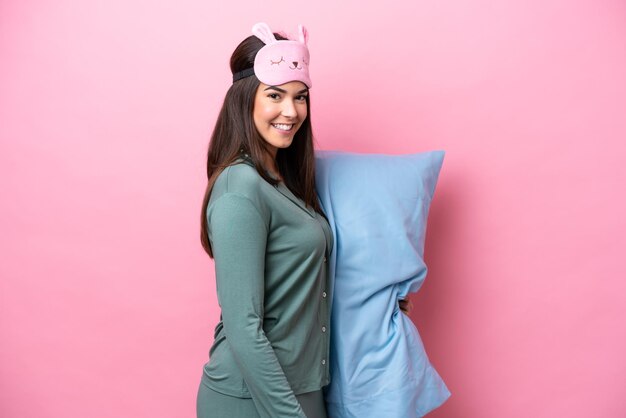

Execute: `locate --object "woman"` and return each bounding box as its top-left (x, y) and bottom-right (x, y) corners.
top-left (196, 22), bottom-right (333, 418)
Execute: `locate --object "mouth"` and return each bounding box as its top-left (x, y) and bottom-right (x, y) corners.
top-left (271, 123), bottom-right (295, 132)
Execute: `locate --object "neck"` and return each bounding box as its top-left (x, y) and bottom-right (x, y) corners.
top-left (263, 150), bottom-right (281, 181)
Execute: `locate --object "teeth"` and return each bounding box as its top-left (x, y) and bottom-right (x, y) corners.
top-left (272, 123), bottom-right (293, 131)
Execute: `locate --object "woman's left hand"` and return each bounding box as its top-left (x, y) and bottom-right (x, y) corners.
top-left (399, 297), bottom-right (413, 314)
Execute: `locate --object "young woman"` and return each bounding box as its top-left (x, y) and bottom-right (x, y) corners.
top-left (196, 23), bottom-right (333, 418)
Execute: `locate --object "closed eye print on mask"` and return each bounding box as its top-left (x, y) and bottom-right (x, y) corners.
top-left (270, 56), bottom-right (285, 65)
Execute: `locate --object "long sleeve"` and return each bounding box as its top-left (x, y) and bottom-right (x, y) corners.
top-left (208, 192), bottom-right (307, 418)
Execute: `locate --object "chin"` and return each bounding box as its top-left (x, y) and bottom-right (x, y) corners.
top-left (277, 139), bottom-right (294, 149)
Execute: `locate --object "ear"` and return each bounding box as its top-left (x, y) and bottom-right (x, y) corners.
top-left (297, 24), bottom-right (309, 45)
top-left (252, 22), bottom-right (277, 45)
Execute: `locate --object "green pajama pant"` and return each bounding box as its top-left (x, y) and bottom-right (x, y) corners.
top-left (196, 382), bottom-right (328, 418)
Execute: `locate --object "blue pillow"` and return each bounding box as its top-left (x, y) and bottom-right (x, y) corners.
top-left (314, 150), bottom-right (451, 418)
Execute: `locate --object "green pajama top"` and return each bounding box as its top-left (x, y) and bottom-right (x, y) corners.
top-left (201, 156), bottom-right (334, 418)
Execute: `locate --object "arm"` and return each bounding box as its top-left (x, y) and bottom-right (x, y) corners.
top-left (209, 193), bottom-right (307, 418)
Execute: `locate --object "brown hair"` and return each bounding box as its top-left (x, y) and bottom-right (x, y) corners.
top-left (200, 33), bottom-right (324, 257)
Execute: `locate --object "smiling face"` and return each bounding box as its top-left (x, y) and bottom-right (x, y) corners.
top-left (252, 81), bottom-right (309, 158)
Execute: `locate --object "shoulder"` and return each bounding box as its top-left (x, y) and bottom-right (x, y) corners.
top-left (212, 159), bottom-right (263, 198)
top-left (208, 158), bottom-right (271, 219)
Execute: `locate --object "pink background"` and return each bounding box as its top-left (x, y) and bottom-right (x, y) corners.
top-left (2, 1), bottom-right (625, 417)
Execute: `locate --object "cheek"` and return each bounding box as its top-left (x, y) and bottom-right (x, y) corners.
top-left (253, 95), bottom-right (273, 124)
top-left (298, 103), bottom-right (308, 119)
top-left (255, 103), bottom-right (277, 120)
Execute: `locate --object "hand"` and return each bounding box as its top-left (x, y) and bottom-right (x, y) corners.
top-left (398, 297), bottom-right (413, 314)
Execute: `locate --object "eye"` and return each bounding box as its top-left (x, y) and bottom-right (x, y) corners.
top-left (296, 95), bottom-right (308, 101)
top-left (268, 93), bottom-right (281, 100)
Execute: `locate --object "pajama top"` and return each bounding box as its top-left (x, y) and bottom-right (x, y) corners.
top-left (201, 155), bottom-right (334, 418)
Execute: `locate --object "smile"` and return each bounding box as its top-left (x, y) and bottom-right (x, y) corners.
top-left (271, 123), bottom-right (295, 132)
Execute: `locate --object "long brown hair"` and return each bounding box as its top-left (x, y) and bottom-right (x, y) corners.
top-left (200, 33), bottom-right (324, 257)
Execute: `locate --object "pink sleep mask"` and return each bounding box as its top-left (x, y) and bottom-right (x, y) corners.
top-left (232, 22), bottom-right (312, 89)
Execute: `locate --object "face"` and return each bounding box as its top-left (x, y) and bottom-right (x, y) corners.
top-left (253, 81), bottom-right (309, 157)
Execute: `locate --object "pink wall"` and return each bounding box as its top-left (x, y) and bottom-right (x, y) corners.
top-left (1, 1), bottom-right (625, 417)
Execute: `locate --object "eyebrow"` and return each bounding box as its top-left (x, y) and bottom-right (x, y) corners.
top-left (264, 86), bottom-right (309, 94)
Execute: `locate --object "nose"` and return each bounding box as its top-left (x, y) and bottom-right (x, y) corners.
top-left (281, 99), bottom-right (298, 118)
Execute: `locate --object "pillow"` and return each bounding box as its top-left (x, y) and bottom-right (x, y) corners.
top-left (314, 150), bottom-right (451, 418)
